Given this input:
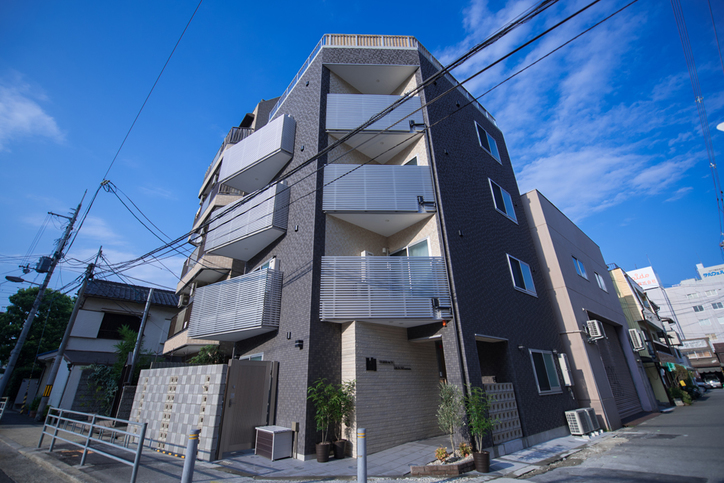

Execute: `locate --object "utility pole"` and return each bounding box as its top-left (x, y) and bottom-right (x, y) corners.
top-left (0, 199), bottom-right (82, 398)
top-left (35, 247), bottom-right (102, 420)
top-left (127, 288), bottom-right (154, 385)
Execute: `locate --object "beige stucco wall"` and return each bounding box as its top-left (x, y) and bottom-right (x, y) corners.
top-left (341, 321), bottom-right (442, 455)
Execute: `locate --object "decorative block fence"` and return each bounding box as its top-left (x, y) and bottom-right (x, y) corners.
top-left (484, 383), bottom-right (523, 445)
top-left (129, 364), bottom-right (227, 461)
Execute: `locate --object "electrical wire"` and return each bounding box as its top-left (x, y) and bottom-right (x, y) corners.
top-left (100, 0), bottom-right (623, 278)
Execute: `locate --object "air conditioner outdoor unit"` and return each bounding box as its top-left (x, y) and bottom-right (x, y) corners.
top-left (178, 293), bottom-right (190, 308)
top-left (586, 320), bottom-right (605, 341)
top-left (629, 329), bottom-right (645, 351)
top-left (557, 352), bottom-right (574, 387)
top-left (565, 409), bottom-right (593, 436)
top-left (360, 251), bottom-right (374, 257)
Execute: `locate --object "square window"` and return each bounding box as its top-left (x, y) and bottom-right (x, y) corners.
top-left (529, 350), bottom-right (561, 394)
top-left (594, 272), bottom-right (608, 292)
top-left (713, 302), bottom-right (723, 310)
top-left (475, 122), bottom-right (501, 162)
top-left (687, 293), bottom-right (699, 299)
top-left (489, 179), bottom-right (517, 223)
top-left (717, 317), bottom-right (724, 325)
top-left (572, 256), bottom-right (588, 280)
top-left (507, 254), bottom-right (536, 296)
top-left (699, 319), bottom-right (712, 326)
top-left (706, 290), bottom-right (717, 296)
top-left (693, 305), bottom-right (704, 312)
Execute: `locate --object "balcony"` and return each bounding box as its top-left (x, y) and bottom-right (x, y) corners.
top-left (176, 242), bottom-right (234, 295)
top-left (205, 182), bottom-right (290, 261)
top-left (218, 114), bottom-right (296, 194)
top-left (326, 94), bottom-right (424, 163)
top-left (199, 126), bottom-right (255, 197)
top-left (193, 183), bottom-right (244, 231)
top-left (320, 256), bottom-right (452, 327)
top-left (323, 164), bottom-right (436, 236)
top-left (188, 268), bottom-right (283, 342)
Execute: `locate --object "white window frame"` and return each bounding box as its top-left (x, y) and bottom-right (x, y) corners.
top-left (488, 179), bottom-right (518, 223)
top-left (699, 319), bottom-right (712, 326)
top-left (390, 238), bottom-right (430, 257)
top-left (239, 352), bottom-right (263, 361)
top-left (706, 290), bottom-right (717, 296)
top-left (254, 257), bottom-right (276, 272)
top-left (713, 302), bottom-right (723, 310)
top-left (693, 305), bottom-right (704, 312)
top-left (528, 349), bottom-right (562, 395)
top-left (404, 156), bottom-right (418, 166)
top-left (572, 256), bottom-right (588, 280)
top-left (507, 254), bottom-right (537, 296)
top-left (594, 272), bottom-right (608, 292)
top-left (474, 121), bottom-right (501, 163)
top-left (687, 293), bottom-right (699, 299)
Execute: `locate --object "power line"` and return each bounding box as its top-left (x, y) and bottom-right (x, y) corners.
top-left (100, 0), bottom-right (622, 278)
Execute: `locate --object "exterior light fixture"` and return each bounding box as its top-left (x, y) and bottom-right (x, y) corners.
top-left (295, 339), bottom-right (304, 350)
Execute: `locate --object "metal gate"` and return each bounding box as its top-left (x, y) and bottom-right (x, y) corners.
top-left (217, 360), bottom-right (278, 457)
top-left (598, 323), bottom-right (642, 419)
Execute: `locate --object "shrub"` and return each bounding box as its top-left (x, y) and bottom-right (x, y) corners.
top-left (437, 382), bottom-right (464, 453)
top-left (682, 392), bottom-right (692, 405)
top-left (668, 385), bottom-right (683, 399)
top-left (458, 442), bottom-right (472, 457)
top-left (29, 396), bottom-right (41, 411)
top-left (435, 446), bottom-right (449, 461)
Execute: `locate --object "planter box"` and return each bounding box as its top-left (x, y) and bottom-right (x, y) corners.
top-left (410, 459), bottom-right (475, 476)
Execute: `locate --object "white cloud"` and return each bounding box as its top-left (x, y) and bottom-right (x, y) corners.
top-left (76, 216), bottom-right (126, 246)
top-left (0, 72), bottom-right (63, 151)
top-left (665, 186), bottom-right (693, 202)
top-left (138, 186), bottom-right (178, 201)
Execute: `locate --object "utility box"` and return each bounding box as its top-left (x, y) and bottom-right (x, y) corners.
top-left (35, 256), bottom-right (52, 273)
top-left (255, 426), bottom-right (293, 461)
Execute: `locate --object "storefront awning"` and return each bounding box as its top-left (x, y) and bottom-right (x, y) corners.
top-left (696, 366), bottom-right (724, 374)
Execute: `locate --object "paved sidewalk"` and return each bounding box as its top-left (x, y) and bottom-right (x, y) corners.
top-left (0, 408), bottom-right (628, 482)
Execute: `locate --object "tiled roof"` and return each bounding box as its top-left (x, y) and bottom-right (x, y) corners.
top-left (85, 279), bottom-right (178, 307)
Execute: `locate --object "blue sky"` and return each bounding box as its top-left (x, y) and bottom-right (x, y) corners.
top-left (1, 0), bottom-right (723, 308)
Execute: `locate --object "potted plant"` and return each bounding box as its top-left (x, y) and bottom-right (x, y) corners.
top-left (307, 379), bottom-right (336, 462)
top-left (464, 384), bottom-right (496, 473)
top-left (437, 382), bottom-right (464, 456)
top-left (29, 396), bottom-right (41, 418)
top-left (331, 380), bottom-right (355, 459)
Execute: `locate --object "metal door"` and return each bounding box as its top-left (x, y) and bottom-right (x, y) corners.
top-left (217, 360), bottom-right (278, 457)
top-left (598, 323), bottom-right (643, 419)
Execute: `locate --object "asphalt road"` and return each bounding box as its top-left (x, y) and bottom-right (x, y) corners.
top-left (527, 388), bottom-right (724, 483)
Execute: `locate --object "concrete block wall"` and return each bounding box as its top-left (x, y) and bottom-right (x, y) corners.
top-left (130, 364), bottom-right (227, 461)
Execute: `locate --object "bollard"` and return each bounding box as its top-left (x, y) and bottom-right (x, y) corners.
top-left (357, 428), bottom-right (366, 483)
top-left (181, 429), bottom-right (200, 483)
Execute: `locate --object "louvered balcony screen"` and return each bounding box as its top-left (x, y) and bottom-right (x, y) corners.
top-left (326, 94), bottom-right (423, 131)
top-left (205, 182), bottom-right (289, 252)
top-left (320, 256), bottom-right (451, 320)
top-left (323, 164), bottom-right (435, 212)
top-left (188, 268), bottom-right (282, 340)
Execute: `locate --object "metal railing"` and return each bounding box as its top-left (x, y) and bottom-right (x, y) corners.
top-left (0, 397), bottom-right (8, 420)
top-left (38, 408), bottom-right (148, 483)
top-left (268, 33), bottom-right (497, 129)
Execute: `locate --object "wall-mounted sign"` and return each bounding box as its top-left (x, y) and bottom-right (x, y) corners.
top-left (628, 267), bottom-right (660, 289)
top-left (378, 359), bottom-right (411, 371)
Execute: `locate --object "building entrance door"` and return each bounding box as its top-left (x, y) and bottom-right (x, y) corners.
top-left (217, 359), bottom-right (279, 457)
top-left (598, 323), bottom-right (642, 419)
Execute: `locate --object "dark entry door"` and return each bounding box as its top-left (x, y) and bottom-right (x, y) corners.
top-left (217, 360), bottom-right (279, 457)
top-left (598, 323), bottom-right (643, 419)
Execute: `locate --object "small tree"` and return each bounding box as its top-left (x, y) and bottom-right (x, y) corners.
top-left (437, 382), bottom-right (464, 453)
top-left (307, 379), bottom-right (336, 444)
top-left (331, 380), bottom-right (356, 441)
top-left (189, 345), bottom-right (227, 365)
top-left (464, 384), bottom-right (496, 452)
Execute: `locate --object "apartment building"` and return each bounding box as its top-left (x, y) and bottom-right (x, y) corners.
top-left (521, 190), bottom-right (652, 428)
top-left (609, 267), bottom-right (673, 407)
top-left (163, 34), bottom-right (577, 459)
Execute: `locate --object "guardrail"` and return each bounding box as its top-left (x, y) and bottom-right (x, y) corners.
top-left (0, 397), bottom-right (8, 420)
top-left (38, 408), bottom-right (147, 483)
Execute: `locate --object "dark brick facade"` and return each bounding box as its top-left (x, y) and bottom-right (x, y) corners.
top-left (228, 39), bottom-right (576, 456)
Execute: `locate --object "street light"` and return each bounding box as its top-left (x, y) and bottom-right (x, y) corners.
top-left (5, 276), bottom-right (41, 286)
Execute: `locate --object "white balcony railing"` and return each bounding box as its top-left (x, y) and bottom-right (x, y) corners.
top-left (218, 114), bottom-right (296, 194)
top-left (320, 256), bottom-right (451, 327)
top-left (326, 94), bottom-right (423, 132)
top-left (188, 268), bottom-right (282, 342)
top-left (205, 182), bottom-right (290, 261)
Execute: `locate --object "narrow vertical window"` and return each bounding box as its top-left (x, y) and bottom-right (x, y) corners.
top-left (507, 255), bottom-right (536, 296)
top-left (529, 350), bottom-right (561, 394)
top-left (572, 256), bottom-right (588, 279)
top-left (594, 272), bottom-right (608, 292)
top-left (475, 121), bottom-right (501, 162)
top-left (489, 179), bottom-right (518, 223)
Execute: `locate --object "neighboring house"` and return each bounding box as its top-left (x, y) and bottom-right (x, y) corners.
top-left (609, 267), bottom-right (674, 407)
top-left (656, 263), bottom-right (724, 343)
top-left (38, 279), bottom-right (177, 412)
top-left (521, 190), bottom-right (654, 429)
top-left (679, 338), bottom-right (724, 382)
top-left (156, 34), bottom-right (578, 460)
